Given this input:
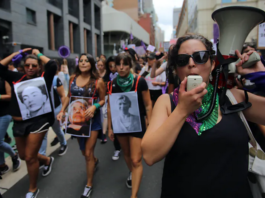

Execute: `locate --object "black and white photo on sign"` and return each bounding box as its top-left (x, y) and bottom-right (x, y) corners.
top-left (66, 96), bottom-right (93, 138)
top-left (109, 91), bottom-right (142, 134)
top-left (14, 77), bottom-right (52, 120)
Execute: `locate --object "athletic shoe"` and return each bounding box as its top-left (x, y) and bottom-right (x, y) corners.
top-left (12, 154), bottom-right (21, 171)
top-left (26, 189), bottom-right (39, 198)
top-left (42, 157), bottom-right (54, 177)
top-left (39, 162), bottom-right (44, 170)
top-left (0, 165), bottom-right (9, 175)
top-left (50, 137), bottom-right (59, 146)
top-left (81, 186), bottom-right (93, 198)
top-left (126, 172), bottom-right (132, 189)
top-left (12, 144), bottom-right (17, 150)
top-left (100, 134), bottom-right (107, 144)
top-left (58, 145), bottom-right (68, 156)
top-left (94, 158), bottom-right (99, 172)
top-left (112, 150), bottom-right (121, 161)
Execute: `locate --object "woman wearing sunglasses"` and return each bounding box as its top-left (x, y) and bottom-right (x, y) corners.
top-left (57, 53), bottom-right (105, 198)
top-left (0, 48), bottom-right (57, 198)
top-left (141, 34), bottom-right (265, 198)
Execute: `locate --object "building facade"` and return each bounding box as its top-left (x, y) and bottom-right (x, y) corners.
top-left (113, 0), bottom-right (139, 21)
top-left (0, 0), bottom-right (103, 63)
top-left (173, 7), bottom-right (181, 38)
top-left (177, 0), bottom-right (265, 45)
top-left (138, 13), bottom-right (155, 45)
top-left (155, 25), bottom-right (165, 50)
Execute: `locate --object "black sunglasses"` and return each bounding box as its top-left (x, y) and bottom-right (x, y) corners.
top-left (24, 64), bottom-right (38, 68)
top-left (176, 51), bottom-right (210, 67)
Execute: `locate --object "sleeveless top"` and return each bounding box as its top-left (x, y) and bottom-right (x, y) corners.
top-left (70, 77), bottom-right (99, 99)
top-left (161, 93), bottom-right (252, 198)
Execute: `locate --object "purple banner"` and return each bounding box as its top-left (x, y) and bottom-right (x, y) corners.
top-left (213, 23), bottom-right (219, 44)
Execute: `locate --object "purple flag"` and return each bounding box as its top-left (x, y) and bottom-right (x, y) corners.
top-left (130, 33), bottom-right (134, 40)
top-left (213, 23), bottom-right (219, 44)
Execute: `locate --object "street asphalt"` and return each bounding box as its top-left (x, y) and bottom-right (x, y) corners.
top-left (3, 137), bottom-right (164, 198)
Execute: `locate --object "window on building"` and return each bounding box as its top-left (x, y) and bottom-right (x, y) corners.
top-left (83, 0), bottom-right (91, 24)
top-left (47, 11), bottom-right (64, 50)
top-left (221, 0), bottom-right (232, 3)
top-left (0, 0), bottom-right (10, 10)
top-left (237, 0), bottom-right (246, 1)
top-left (94, 4), bottom-right (100, 30)
top-left (68, 0), bottom-right (79, 18)
top-left (84, 28), bottom-right (92, 54)
top-left (47, 0), bottom-right (62, 9)
top-left (69, 22), bottom-right (80, 54)
top-left (26, 8), bottom-right (36, 25)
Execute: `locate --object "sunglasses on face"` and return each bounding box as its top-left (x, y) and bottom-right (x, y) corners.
top-left (176, 51), bottom-right (210, 67)
top-left (24, 64), bottom-right (38, 68)
top-left (79, 59), bottom-right (89, 63)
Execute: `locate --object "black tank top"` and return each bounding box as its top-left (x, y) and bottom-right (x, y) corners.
top-left (161, 94), bottom-right (252, 198)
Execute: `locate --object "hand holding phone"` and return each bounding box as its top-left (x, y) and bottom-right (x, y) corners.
top-left (187, 75), bottom-right (203, 91)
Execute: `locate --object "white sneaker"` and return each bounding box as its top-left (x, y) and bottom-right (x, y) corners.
top-left (112, 150), bottom-right (121, 160)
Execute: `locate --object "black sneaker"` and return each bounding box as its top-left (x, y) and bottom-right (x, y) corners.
top-left (126, 172), bottom-right (132, 189)
top-left (94, 158), bottom-right (99, 172)
top-left (100, 134), bottom-right (107, 144)
top-left (42, 157), bottom-right (54, 177)
top-left (11, 154), bottom-right (21, 171)
top-left (26, 189), bottom-right (39, 198)
top-left (50, 137), bottom-right (59, 146)
top-left (81, 186), bottom-right (93, 198)
top-left (58, 145), bottom-right (68, 156)
top-left (39, 162), bottom-right (44, 170)
top-left (0, 165), bottom-right (9, 175)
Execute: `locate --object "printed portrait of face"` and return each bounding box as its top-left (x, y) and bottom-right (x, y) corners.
top-left (117, 95), bottom-right (131, 113)
top-left (22, 86), bottom-right (47, 113)
top-left (69, 100), bottom-right (89, 125)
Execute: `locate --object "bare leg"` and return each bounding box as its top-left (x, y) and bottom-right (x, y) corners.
top-left (129, 137), bottom-right (143, 198)
top-left (117, 135), bottom-right (132, 171)
top-left (21, 131), bottom-right (50, 192)
top-left (82, 131), bottom-right (98, 187)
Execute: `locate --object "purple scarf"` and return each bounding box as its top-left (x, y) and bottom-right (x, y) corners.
top-left (173, 88), bottom-right (202, 134)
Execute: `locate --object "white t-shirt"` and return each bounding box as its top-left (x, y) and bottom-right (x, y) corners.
top-left (139, 66), bottom-right (166, 90)
top-left (161, 61), bottom-right (167, 71)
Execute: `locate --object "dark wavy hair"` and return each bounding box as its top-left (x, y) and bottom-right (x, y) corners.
top-left (75, 53), bottom-right (99, 80)
top-left (105, 55), bottom-right (116, 75)
top-left (115, 53), bottom-right (133, 68)
top-left (170, 34), bottom-right (215, 71)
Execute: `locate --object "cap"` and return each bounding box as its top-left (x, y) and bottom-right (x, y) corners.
top-left (147, 52), bottom-right (156, 60)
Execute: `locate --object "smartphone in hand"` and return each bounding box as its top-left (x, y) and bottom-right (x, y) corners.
top-left (187, 75), bottom-right (203, 91)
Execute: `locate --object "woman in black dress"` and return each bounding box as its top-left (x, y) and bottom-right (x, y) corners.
top-left (142, 34), bottom-right (265, 198)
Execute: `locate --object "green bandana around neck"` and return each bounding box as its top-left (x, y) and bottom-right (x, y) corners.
top-left (197, 83), bottom-right (219, 135)
top-left (117, 73), bottom-right (134, 92)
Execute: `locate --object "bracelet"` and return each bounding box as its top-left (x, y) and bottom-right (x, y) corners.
top-left (37, 53), bottom-right (44, 59)
top-left (60, 111), bottom-right (64, 113)
top-left (0, 94), bottom-right (2, 100)
top-left (93, 103), bottom-right (101, 109)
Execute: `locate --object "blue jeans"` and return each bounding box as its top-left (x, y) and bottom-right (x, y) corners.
top-left (0, 115), bottom-right (15, 165)
top-left (39, 104), bottom-right (67, 156)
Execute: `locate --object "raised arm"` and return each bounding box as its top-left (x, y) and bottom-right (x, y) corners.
top-left (0, 48), bottom-right (31, 66)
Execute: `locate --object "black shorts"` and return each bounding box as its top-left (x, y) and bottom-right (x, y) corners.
top-left (13, 116), bottom-right (50, 137)
top-left (149, 89), bottom-right (162, 102)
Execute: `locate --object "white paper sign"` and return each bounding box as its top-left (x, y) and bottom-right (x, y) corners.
top-left (258, 23), bottom-right (265, 48)
top-left (14, 77), bottom-right (52, 120)
top-left (66, 96), bottom-right (93, 137)
top-left (109, 92), bottom-right (142, 134)
top-left (128, 44), bottom-right (136, 50)
top-left (147, 45), bottom-right (156, 52)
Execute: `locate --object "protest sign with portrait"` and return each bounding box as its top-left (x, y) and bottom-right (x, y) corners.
top-left (109, 91), bottom-right (142, 134)
top-left (14, 77), bottom-right (52, 120)
top-left (66, 96), bottom-right (93, 137)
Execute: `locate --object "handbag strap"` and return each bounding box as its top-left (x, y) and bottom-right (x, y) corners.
top-left (226, 89), bottom-right (257, 149)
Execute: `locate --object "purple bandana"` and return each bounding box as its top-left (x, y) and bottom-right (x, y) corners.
top-left (173, 88), bottom-right (202, 134)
